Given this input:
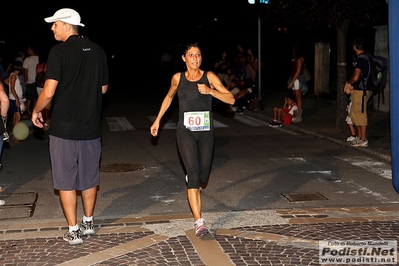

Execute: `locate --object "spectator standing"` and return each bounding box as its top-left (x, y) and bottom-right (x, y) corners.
top-left (31, 8), bottom-right (108, 245)
top-left (6, 50), bottom-right (26, 94)
top-left (344, 94), bottom-right (357, 143)
top-left (344, 37), bottom-right (371, 147)
top-left (287, 44), bottom-right (307, 123)
top-left (8, 61), bottom-right (24, 144)
top-left (150, 43), bottom-right (234, 237)
top-left (23, 44), bottom-right (39, 115)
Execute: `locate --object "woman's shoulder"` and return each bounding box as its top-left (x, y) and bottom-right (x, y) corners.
top-left (172, 72), bottom-right (182, 83)
top-left (206, 70), bottom-right (217, 77)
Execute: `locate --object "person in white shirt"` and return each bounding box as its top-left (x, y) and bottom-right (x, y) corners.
top-left (23, 45), bottom-right (39, 115)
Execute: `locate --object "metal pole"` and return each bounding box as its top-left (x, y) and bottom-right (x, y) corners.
top-left (258, 14), bottom-right (261, 100)
top-left (389, 0), bottom-right (399, 193)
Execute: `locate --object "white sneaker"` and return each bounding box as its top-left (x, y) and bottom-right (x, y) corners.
top-left (292, 116), bottom-right (302, 123)
top-left (0, 200), bottom-right (5, 206)
top-left (351, 139), bottom-right (368, 147)
top-left (346, 136), bottom-right (357, 142)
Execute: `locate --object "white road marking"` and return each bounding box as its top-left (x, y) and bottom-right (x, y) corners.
top-left (337, 156), bottom-right (392, 180)
top-left (106, 117), bottom-right (135, 131)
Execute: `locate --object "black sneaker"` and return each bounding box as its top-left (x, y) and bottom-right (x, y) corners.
top-left (269, 120), bottom-right (277, 127)
top-left (63, 229), bottom-right (83, 245)
top-left (80, 220), bottom-right (95, 235)
top-left (269, 121), bottom-right (282, 127)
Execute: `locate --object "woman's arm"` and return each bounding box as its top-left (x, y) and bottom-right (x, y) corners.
top-left (150, 73), bottom-right (180, 137)
top-left (202, 71), bottom-right (235, 105)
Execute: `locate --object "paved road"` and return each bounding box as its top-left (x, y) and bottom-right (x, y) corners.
top-left (0, 87), bottom-right (397, 265)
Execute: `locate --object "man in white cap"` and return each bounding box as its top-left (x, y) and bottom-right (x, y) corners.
top-left (31, 8), bottom-right (108, 245)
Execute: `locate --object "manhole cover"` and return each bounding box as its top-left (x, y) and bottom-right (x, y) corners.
top-left (281, 192), bottom-right (328, 202)
top-left (100, 163), bottom-right (146, 172)
top-left (0, 192), bottom-right (38, 219)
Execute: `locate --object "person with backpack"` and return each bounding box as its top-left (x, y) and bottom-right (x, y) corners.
top-left (344, 37), bottom-right (372, 147)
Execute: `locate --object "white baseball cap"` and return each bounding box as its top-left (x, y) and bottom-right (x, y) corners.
top-left (44, 8), bottom-right (85, 27)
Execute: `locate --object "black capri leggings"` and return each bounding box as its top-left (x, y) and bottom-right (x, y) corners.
top-left (176, 127), bottom-right (214, 189)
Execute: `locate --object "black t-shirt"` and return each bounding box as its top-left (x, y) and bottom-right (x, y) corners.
top-left (46, 35), bottom-right (108, 140)
top-left (353, 53), bottom-right (370, 90)
top-left (177, 71), bottom-right (213, 130)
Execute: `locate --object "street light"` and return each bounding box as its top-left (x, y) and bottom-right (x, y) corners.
top-left (248, 0), bottom-right (267, 99)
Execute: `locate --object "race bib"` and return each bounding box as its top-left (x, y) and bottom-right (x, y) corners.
top-left (183, 111), bottom-right (210, 131)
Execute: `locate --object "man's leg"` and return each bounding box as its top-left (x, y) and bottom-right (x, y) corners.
top-left (81, 186), bottom-right (98, 218)
top-left (360, 125), bottom-right (367, 141)
top-left (59, 190), bottom-right (78, 226)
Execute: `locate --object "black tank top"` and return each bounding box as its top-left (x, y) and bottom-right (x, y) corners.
top-left (177, 71), bottom-right (213, 130)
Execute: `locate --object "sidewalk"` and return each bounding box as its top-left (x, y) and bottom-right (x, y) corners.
top-left (244, 90), bottom-right (392, 164)
top-left (0, 91), bottom-right (396, 265)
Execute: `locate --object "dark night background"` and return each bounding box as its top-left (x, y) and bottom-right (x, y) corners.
top-left (0, 1), bottom-right (387, 95)
top-left (1, 1), bottom-right (260, 67)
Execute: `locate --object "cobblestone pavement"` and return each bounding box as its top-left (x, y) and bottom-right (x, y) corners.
top-left (0, 206), bottom-right (398, 265)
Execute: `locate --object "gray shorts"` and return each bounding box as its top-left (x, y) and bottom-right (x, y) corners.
top-left (49, 136), bottom-right (101, 191)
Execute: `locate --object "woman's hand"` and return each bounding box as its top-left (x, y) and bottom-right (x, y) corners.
top-left (150, 121), bottom-right (159, 137)
top-left (197, 84), bottom-right (211, 95)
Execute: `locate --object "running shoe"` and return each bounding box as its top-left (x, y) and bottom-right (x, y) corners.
top-left (292, 115), bottom-right (302, 123)
top-left (269, 121), bottom-right (282, 127)
top-left (351, 139), bottom-right (368, 147)
top-left (0, 200), bottom-right (5, 206)
top-left (63, 229), bottom-right (83, 245)
top-left (80, 220), bottom-right (95, 235)
top-left (195, 218), bottom-right (209, 237)
top-left (346, 136), bottom-right (357, 142)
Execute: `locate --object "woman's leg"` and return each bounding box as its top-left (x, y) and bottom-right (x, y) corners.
top-left (177, 129), bottom-right (213, 237)
top-left (177, 129), bottom-right (202, 220)
top-left (292, 80), bottom-right (302, 122)
top-left (293, 89), bottom-right (302, 110)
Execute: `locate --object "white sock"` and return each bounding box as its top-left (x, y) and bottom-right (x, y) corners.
top-left (69, 224), bottom-right (79, 233)
top-left (83, 215), bottom-right (93, 222)
top-left (195, 218), bottom-right (204, 226)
